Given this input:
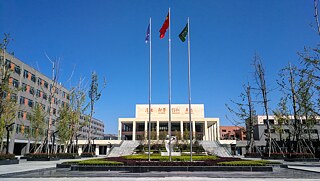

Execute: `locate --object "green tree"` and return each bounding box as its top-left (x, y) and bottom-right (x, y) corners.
top-left (86, 72), bottom-right (105, 152)
top-left (0, 34), bottom-right (18, 154)
top-left (30, 104), bottom-right (46, 153)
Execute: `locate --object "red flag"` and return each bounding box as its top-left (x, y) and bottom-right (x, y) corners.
top-left (159, 13), bottom-right (169, 39)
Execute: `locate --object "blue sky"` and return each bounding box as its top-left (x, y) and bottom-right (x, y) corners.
top-left (0, 1), bottom-right (319, 134)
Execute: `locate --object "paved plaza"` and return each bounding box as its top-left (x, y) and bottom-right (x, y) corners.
top-left (1, 157), bottom-right (320, 180)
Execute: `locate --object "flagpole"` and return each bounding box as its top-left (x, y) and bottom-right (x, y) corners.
top-left (187, 17), bottom-right (193, 162)
top-left (148, 17), bottom-right (152, 162)
top-left (168, 7), bottom-right (172, 162)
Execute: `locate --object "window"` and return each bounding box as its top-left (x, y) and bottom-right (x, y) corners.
top-left (222, 129), bottom-right (226, 132)
top-left (23, 70), bottom-right (29, 79)
top-left (43, 93), bottom-right (47, 100)
top-left (12, 78), bottom-right (19, 88)
top-left (44, 81), bottom-right (48, 88)
top-left (37, 78), bottom-right (42, 86)
top-left (31, 74), bottom-right (36, 83)
top-left (36, 89), bottom-right (40, 97)
top-left (29, 86), bottom-right (34, 95)
top-left (21, 83), bottom-right (27, 92)
top-left (14, 65), bottom-right (21, 75)
top-left (18, 111), bottom-right (23, 118)
top-left (19, 96), bottom-right (25, 105)
top-left (28, 99), bottom-right (33, 108)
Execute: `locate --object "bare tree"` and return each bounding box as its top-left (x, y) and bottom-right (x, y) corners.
top-left (253, 54), bottom-right (272, 157)
top-left (226, 83), bottom-right (257, 154)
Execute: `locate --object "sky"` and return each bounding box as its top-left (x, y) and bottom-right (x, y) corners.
top-left (0, 0), bottom-right (319, 134)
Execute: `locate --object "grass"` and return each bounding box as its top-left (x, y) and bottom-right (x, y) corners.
top-left (122, 154), bottom-right (218, 161)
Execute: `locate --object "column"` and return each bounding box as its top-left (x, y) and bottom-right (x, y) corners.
top-left (180, 121), bottom-right (184, 140)
top-left (216, 120), bottom-right (220, 140)
top-left (213, 123), bottom-right (217, 140)
top-left (95, 145), bottom-right (99, 155)
top-left (144, 121), bottom-right (148, 140)
top-left (156, 121), bottom-right (159, 140)
top-left (193, 121), bottom-right (196, 139)
top-left (204, 121), bottom-right (208, 141)
top-left (132, 121), bottom-right (136, 141)
top-left (118, 120), bottom-right (122, 140)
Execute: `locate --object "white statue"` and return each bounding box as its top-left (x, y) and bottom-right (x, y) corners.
top-left (165, 135), bottom-right (176, 152)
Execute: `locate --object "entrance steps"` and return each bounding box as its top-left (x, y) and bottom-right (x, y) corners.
top-left (200, 141), bottom-right (232, 157)
top-left (107, 140), bottom-right (139, 157)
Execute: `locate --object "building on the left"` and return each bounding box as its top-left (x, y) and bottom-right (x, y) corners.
top-left (0, 51), bottom-right (105, 155)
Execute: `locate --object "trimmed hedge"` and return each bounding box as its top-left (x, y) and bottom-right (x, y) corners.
top-left (0, 153), bottom-right (15, 160)
top-left (217, 161), bottom-right (265, 166)
top-left (122, 154), bottom-right (218, 162)
top-left (56, 153), bottom-right (79, 159)
top-left (62, 159), bottom-right (123, 166)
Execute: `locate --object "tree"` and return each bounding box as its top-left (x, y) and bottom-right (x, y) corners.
top-left (57, 78), bottom-right (88, 154)
top-left (226, 83), bottom-right (257, 154)
top-left (253, 54), bottom-right (272, 157)
top-left (86, 71), bottom-right (105, 152)
top-left (273, 97), bottom-right (290, 142)
top-left (30, 104), bottom-right (46, 153)
top-left (0, 34), bottom-right (18, 154)
top-left (278, 63), bottom-right (316, 154)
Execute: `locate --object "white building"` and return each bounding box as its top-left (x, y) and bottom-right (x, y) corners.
top-left (118, 104), bottom-right (220, 141)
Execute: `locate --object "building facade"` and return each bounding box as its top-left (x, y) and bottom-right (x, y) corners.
top-left (1, 51), bottom-right (104, 154)
top-left (220, 126), bottom-right (246, 140)
top-left (253, 115), bottom-right (320, 146)
top-left (118, 104), bottom-right (220, 141)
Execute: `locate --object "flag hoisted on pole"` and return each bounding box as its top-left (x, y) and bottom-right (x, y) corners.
top-left (145, 18), bottom-right (152, 162)
top-left (159, 8), bottom-right (172, 161)
top-left (179, 18), bottom-right (192, 161)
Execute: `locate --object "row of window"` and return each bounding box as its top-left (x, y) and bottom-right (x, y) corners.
top-left (6, 59), bottom-right (70, 99)
top-left (264, 129), bottom-right (318, 134)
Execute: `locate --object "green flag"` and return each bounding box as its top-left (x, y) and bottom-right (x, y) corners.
top-left (179, 23), bottom-right (188, 42)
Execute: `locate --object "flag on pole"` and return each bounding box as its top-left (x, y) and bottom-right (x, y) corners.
top-left (159, 13), bottom-right (170, 39)
top-left (179, 23), bottom-right (188, 42)
top-left (145, 23), bottom-right (150, 43)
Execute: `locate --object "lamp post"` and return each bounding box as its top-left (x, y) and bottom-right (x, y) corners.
top-left (5, 123), bottom-right (15, 154)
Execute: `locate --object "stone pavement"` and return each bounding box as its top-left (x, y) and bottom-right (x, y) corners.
top-left (1, 156), bottom-right (320, 180)
top-left (1, 178), bottom-right (320, 181)
top-left (0, 156), bottom-right (97, 175)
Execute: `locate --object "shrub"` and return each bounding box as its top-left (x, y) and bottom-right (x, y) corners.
top-left (81, 152), bottom-right (95, 157)
top-left (56, 153), bottom-right (79, 159)
top-left (244, 152), bottom-right (261, 158)
top-left (0, 153), bottom-right (15, 160)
